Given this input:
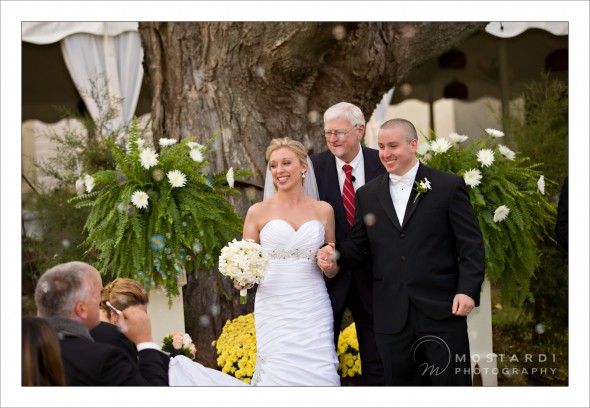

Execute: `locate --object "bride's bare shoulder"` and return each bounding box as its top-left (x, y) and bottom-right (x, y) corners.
top-left (246, 200), bottom-right (274, 219)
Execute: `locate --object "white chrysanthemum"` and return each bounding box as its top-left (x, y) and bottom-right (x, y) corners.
top-left (485, 128), bottom-right (505, 138)
top-left (226, 167), bottom-right (235, 188)
top-left (159, 138), bottom-right (177, 147)
top-left (167, 170), bottom-right (187, 188)
top-left (430, 137), bottom-right (452, 154)
top-left (139, 148), bottom-right (159, 169)
top-left (447, 132), bottom-right (469, 144)
top-left (498, 144), bottom-right (516, 160)
top-left (187, 142), bottom-right (203, 150)
top-left (131, 191), bottom-right (149, 209)
top-left (493, 205), bottom-right (510, 223)
top-left (189, 148), bottom-right (204, 163)
top-left (84, 174), bottom-right (95, 193)
top-left (75, 179), bottom-right (86, 195)
top-left (463, 168), bottom-right (483, 188)
top-left (417, 141), bottom-right (430, 156)
top-left (476, 148), bottom-right (495, 167)
top-left (537, 175), bottom-right (545, 195)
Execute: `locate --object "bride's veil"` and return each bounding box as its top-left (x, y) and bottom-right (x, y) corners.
top-left (263, 157), bottom-right (320, 201)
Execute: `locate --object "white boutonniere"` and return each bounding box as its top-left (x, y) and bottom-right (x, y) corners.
top-left (414, 177), bottom-right (431, 203)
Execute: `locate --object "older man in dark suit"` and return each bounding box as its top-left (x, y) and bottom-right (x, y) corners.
top-left (34, 261), bottom-right (169, 386)
top-left (319, 118), bottom-right (485, 386)
top-left (310, 102), bottom-right (385, 385)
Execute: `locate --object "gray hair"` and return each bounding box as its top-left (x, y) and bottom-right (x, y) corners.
top-left (379, 118), bottom-right (418, 143)
top-left (34, 262), bottom-right (98, 319)
top-left (323, 102), bottom-right (366, 127)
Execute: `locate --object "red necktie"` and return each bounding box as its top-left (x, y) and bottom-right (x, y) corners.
top-left (342, 164), bottom-right (355, 228)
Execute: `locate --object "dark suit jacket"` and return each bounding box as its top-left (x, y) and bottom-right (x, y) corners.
top-left (60, 328), bottom-right (169, 386)
top-left (310, 147), bottom-right (386, 313)
top-left (336, 162), bottom-right (485, 333)
top-left (90, 321), bottom-right (139, 365)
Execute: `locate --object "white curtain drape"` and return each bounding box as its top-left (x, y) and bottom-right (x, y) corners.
top-left (60, 30), bottom-right (144, 138)
top-left (364, 87), bottom-right (395, 148)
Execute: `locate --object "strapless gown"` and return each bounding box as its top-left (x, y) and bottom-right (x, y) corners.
top-left (251, 219), bottom-right (340, 386)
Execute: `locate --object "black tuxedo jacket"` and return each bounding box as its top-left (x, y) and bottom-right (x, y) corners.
top-left (60, 326), bottom-right (169, 386)
top-left (310, 146), bottom-right (386, 313)
top-left (337, 162), bottom-right (485, 333)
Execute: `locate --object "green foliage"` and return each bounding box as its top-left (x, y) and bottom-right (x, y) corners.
top-left (503, 71), bottom-right (568, 189)
top-left (491, 73), bottom-right (568, 386)
top-left (420, 129), bottom-right (556, 306)
top-left (70, 118), bottom-right (251, 298)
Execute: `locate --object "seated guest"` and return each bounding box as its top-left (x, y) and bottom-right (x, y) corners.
top-left (34, 261), bottom-right (169, 386)
top-left (97, 277), bottom-right (248, 386)
top-left (90, 278), bottom-right (149, 364)
top-left (22, 316), bottom-right (66, 386)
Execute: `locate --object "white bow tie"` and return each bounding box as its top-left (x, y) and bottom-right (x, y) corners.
top-left (389, 174), bottom-right (412, 186)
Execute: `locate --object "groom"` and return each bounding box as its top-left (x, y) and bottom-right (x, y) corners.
top-left (318, 118), bottom-right (485, 386)
top-left (310, 102), bottom-right (385, 385)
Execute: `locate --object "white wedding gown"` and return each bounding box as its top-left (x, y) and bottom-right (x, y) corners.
top-left (169, 355), bottom-right (249, 386)
top-left (252, 219), bottom-right (340, 386)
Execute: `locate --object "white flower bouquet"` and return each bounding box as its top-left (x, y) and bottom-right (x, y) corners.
top-left (162, 331), bottom-right (197, 360)
top-left (218, 239), bottom-right (269, 304)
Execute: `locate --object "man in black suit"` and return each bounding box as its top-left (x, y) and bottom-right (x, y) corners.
top-left (34, 261), bottom-right (169, 386)
top-left (310, 102), bottom-right (385, 385)
top-left (318, 118), bottom-right (485, 386)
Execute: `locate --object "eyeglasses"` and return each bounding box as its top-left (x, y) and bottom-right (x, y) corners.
top-left (322, 124), bottom-right (358, 140)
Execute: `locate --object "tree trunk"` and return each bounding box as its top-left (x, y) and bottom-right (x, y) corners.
top-left (138, 21), bottom-right (486, 367)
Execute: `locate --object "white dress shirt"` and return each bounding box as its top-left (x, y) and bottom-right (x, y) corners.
top-left (335, 148), bottom-right (365, 193)
top-left (389, 160), bottom-right (420, 225)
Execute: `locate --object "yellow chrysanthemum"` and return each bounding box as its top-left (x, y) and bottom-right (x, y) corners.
top-left (214, 313), bottom-right (362, 381)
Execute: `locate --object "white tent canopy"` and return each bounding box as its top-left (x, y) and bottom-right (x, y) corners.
top-left (22, 22), bottom-right (143, 136)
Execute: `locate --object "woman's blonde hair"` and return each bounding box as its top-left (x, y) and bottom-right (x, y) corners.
top-left (265, 137), bottom-right (309, 164)
top-left (100, 278), bottom-right (149, 320)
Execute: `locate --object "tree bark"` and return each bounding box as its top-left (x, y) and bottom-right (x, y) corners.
top-left (138, 21), bottom-right (486, 367)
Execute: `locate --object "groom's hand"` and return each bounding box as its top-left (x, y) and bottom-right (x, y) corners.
top-left (452, 293), bottom-right (475, 316)
top-left (317, 243), bottom-right (339, 278)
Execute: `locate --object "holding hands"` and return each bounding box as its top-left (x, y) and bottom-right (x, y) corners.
top-left (317, 243), bottom-right (339, 278)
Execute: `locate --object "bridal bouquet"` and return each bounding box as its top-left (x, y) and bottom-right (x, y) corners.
top-left (162, 331), bottom-right (197, 360)
top-left (218, 239), bottom-right (269, 304)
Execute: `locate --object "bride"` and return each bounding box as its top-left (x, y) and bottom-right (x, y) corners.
top-left (240, 137), bottom-right (340, 386)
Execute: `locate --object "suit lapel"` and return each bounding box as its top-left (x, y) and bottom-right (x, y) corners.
top-left (402, 162), bottom-right (429, 227)
top-left (376, 174), bottom-right (402, 231)
top-left (321, 153), bottom-right (348, 229)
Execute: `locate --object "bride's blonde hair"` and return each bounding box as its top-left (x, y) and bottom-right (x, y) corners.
top-left (265, 137), bottom-right (308, 165)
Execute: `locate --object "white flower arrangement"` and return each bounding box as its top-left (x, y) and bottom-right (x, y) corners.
top-left (218, 238), bottom-right (269, 304)
top-left (417, 128), bottom-right (556, 306)
top-left (70, 118), bottom-right (249, 297)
